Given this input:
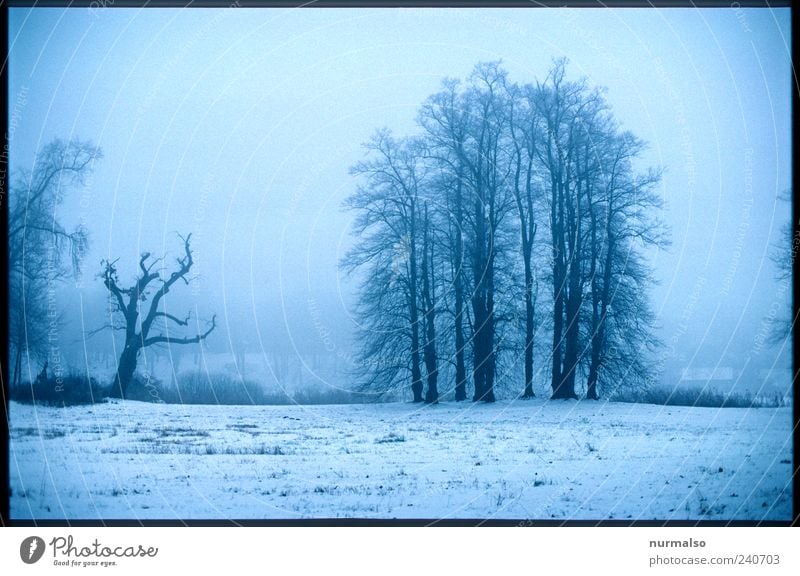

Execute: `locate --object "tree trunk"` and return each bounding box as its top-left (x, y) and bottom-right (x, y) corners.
top-left (471, 290), bottom-right (492, 402)
top-left (423, 328), bottom-right (438, 405)
top-left (408, 207), bottom-right (424, 403)
top-left (13, 346), bottom-right (22, 389)
top-left (551, 269), bottom-right (566, 398)
top-left (111, 344), bottom-right (139, 399)
top-left (587, 231), bottom-right (615, 401)
top-left (523, 254), bottom-right (535, 398)
top-left (550, 176), bottom-right (566, 398)
top-left (409, 297), bottom-right (424, 403)
top-left (422, 208), bottom-right (439, 404)
top-left (483, 245), bottom-right (496, 403)
top-left (471, 192), bottom-right (487, 402)
top-left (586, 184), bottom-right (602, 401)
top-left (559, 288), bottom-right (581, 399)
top-left (555, 177), bottom-right (581, 400)
top-left (513, 137), bottom-right (537, 399)
top-left (471, 294), bottom-right (486, 402)
top-left (586, 356), bottom-right (600, 400)
top-left (453, 181), bottom-right (467, 402)
top-left (454, 280), bottom-right (467, 401)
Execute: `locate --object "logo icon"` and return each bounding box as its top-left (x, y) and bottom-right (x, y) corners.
top-left (20, 536), bottom-right (46, 564)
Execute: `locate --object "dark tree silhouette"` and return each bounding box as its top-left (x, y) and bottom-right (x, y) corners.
top-left (101, 234), bottom-right (216, 398)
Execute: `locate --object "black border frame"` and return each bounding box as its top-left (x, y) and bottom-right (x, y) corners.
top-left (0, 0), bottom-right (796, 528)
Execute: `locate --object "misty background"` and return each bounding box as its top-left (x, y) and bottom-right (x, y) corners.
top-left (7, 6), bottom-right (793, 399)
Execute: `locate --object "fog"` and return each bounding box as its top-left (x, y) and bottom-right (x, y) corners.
top-left (7, 6), bottom-right (792, 397)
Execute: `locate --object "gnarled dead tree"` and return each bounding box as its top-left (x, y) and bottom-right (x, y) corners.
top-left (101, 233), bottom-right (216, 398)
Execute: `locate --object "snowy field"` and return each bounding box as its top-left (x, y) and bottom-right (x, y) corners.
top-left (9, 399), bottom-right (793, 521)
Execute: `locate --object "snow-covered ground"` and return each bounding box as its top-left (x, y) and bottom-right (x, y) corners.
top-left (8, 399), bottom-right (793, 521)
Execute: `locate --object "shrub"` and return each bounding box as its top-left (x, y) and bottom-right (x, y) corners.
top-left (11, 369), bottom-right (387, 407)
top-left (292, 387), bottom-right (376, 405)
top-left (124, 373), bottom-right (166, 403)
top-left (612, 385), bottom-right (785, 408)
top-left (161, 372), bottom-right (279, 405)
top-left (375, 432), bottom-right (405, 443)
top-left (10, 373), bottom-right (109, 406)
top-left (153, 372), bottom-right (376, 405)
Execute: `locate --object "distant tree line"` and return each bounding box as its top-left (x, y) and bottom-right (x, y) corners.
top-left (343, 60), bottom-right (668, 403)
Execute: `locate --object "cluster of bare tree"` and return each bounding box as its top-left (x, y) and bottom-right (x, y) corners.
top-left (343, 60), bottom-right (667, 403)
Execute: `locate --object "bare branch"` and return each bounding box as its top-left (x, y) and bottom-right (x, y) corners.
top-left (85, 323), bottom-right (127, 338)
top-left (143, 314), bottom-right (216, 347)
top-left (151, 310), bottom-right (192, 326)
top-left (140, 233), bottom-right (194, 338)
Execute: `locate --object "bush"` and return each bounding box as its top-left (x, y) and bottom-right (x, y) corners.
top-left (11, 369), bottom-right (384, 407)
top-left (292, 387), bottom-right (376, 405)
top-left (160, 372), bottom-right (281, 405)
top-left (124, 373), bottom-right (166, 403)
top-left (613, 385), bottom-right (785, 408)
top-left (145, 372), bottom-right (377, 405)
top-left (10, 373), bottom-right (109, 406)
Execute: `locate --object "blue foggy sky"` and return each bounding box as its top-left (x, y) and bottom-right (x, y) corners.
top-left (7, 6), bottom-right (793, 387)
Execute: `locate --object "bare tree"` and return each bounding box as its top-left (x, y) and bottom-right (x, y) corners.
top-left (533, 60), bottom-right (587, 399)
top-left (584, 131), bottom-right (666, 399)
top-left (100, 233), bottom-right (216, 398)
top-left (7, 139), bottom-right (101, 387)
top-left (8, 278), bottom-right (49, 388)
top-left (418, 79), bottom-right (471, 401)
top-left (343, 131), bottom-right (433, 402)
top-left (506, 80), bottom-right (545, 398)
top-left (533, 60), bottom-right (614, 399)
top-left (768, 188), bottom-right (794, 344)
top-left (417, 63), bottom-right (516, 403)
